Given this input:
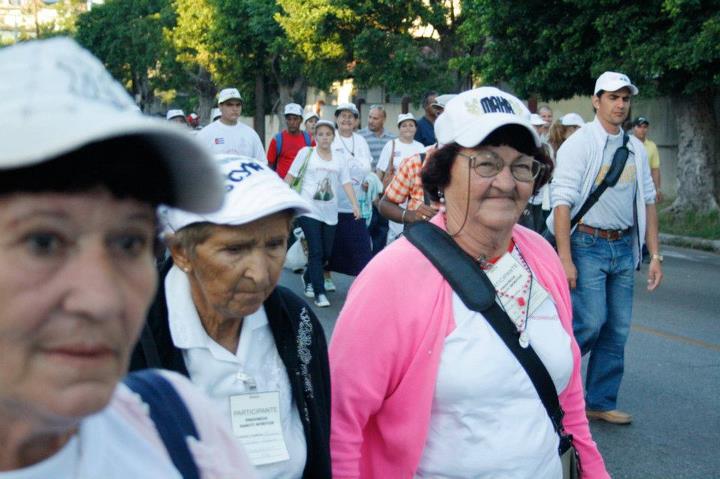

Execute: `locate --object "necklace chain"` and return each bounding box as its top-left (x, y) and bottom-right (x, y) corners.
top-left (338, 134), bottom-right (355, 157)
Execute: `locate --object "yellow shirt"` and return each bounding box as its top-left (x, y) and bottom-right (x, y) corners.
top-left (643, 138), bottom-right (660, 169)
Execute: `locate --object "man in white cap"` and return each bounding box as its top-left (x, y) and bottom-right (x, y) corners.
top-left (546, 71), bottom-right (663, 425)
top-left (266, 103), bottom-right (314, 179)
top-left (166, 109), bottom-right (188, 126)
top-left (196, 88), bottom-right (266, 164)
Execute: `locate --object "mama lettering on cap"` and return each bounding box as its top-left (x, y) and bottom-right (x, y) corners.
top-left (435, 86), bottom-right (539, 149)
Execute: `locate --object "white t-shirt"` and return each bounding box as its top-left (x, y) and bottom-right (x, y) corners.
top-left (0, 372), bottom-right (256, 479)
top-left (376, 138), bottom-right (424, 173)
top-left (377, 139), bottom-right (425, 239)
top-left (196, 120), bottom-right (267, 164)
top-left (166, 266), bottom-right (306, 479)
top-left (416, 249), bottom-right (573, 478)
top-left (332, 132), bottom-right (372, 213)
top-left (288, 147), bottom-right (351, 225)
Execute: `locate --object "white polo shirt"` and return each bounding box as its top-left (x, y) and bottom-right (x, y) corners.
top-left (196, 120), bottom-right (267, 165)
top-left (165, 266), bottom-right (306, 479)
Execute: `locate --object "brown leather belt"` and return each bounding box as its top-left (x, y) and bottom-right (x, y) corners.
top-left (576, 224), bottom-right (631, 240)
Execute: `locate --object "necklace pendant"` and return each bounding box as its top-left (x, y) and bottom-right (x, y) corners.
top-left (519, 330), bottom-right (530, 348)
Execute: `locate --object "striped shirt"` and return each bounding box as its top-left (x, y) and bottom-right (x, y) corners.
top-left (358, 128), bottom-right (396, 169)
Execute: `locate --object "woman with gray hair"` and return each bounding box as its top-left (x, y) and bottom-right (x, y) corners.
top-left (0, 38), bottom-right (255, 478)
top-left (131, 157), bottom-right (331, 479)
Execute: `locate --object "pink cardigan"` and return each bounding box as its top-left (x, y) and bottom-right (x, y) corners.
top-left (329, 216), bottom-right (609, 478)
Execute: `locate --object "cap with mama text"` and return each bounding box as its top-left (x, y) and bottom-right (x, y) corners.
top-left (284, 103), bottom-right (304, 117)
top-left (434, 87), bottom-right (539, 149)
top-left (162, 155), bottom-right (312, 234)
top-left (0, 37), bottom-right (223, 213)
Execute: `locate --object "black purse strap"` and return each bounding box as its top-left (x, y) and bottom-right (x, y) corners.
top-left (405, 222), bottom-right (565, 433)
top-left (570, 132), bottom-right (630, 229)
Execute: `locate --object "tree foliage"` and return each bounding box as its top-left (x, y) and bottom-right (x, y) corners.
top-left (75, 0), bottom-right (174, 110)
top-left (277, 0), bottom-right (469, 102)
top-left (463, 0), bottom-right (720, 213)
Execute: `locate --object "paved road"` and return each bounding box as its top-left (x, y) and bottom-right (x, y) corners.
top-left (279, 245), bottom-right (720, 478)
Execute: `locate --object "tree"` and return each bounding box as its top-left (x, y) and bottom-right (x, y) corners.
top-left (75, 0), bottom-right (174, 111)
top-left (463, 0), bottom-right (720, 215)
top-left (276, 0), bottom-right (470, 105)
top-left (164, 0), bottom-right (220, 122)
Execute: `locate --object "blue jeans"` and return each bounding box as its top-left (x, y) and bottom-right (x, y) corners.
top-left (297, 216), bottom-right (336, 297)
top-left (570, 230), bottom-right (635, 411)
top-left (368, 205), bottom-right (388, 257)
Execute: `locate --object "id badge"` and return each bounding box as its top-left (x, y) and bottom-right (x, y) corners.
top-left (485, 252), bottom-right (550, 319)
top-left (230, 391), bottom-right (290, 466)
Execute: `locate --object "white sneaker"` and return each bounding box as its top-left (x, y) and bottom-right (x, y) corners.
top-left (324, 277), bottom-right (336, 292)
top-left (301, 277), bottom-right (314, 298)
top-left (314, 294), bottom-right (330, 308)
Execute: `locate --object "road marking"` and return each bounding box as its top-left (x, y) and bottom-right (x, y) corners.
top-left (633, 324), bottom-right (720, 352)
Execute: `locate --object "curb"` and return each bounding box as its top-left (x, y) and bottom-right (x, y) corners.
top-left (659, 233), bottom-right (720, 254)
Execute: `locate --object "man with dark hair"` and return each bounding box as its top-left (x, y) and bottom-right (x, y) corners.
top-left (267, 103), bottom-right (314, 179)
top-left (546, 71), bottom-right (663, 425)
top-left (633, 116), bottom-right (662, 202)
top-left (414, 91), bottom-right (438, 146)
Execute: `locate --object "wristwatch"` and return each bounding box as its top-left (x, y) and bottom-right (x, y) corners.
top-left (650, 253), bottom-right (664, 263)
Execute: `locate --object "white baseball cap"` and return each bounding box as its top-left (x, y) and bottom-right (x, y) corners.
top-left (284, 103), bottom-right (303, 117)
top-left (397, 113), bottom-right (417, 127)
top-left (303, 111), bottom-right (319, 123)
top-left (335, 102), bottom-right (359, 118)
top-left (211, 108), bottom-right (221, 121)
top-left (530, 113), bottom-right (546, 126)
top-left (432, 94), bottom-right (456, 109)
top-left (561, 113), bottom-right (585, 127)
top-left (162, 155), bottom-right (312, 233)
top-left (0, 37), bottom-right (223, 214)
top-left (166, 109), bottom-right (186, 121)
top-left (594, 71), bottom-right (639, 96)
top-left (434, 87), bottom-right (540, 149)
top-left (218, 88), bottom-right (243, 104)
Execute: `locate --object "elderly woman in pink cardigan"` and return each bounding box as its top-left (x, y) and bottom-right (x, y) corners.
top-left (329, 88), bottom-right (609, 479)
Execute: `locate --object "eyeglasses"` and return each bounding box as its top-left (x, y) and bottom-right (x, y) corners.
top-left (458, 151), bottom-right (545, 182)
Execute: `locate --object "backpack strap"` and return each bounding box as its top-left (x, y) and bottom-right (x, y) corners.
top-left (303, 130), bottom-right (312, 146)
top-left (272, 132), bottom-right (283, 170)
top-left (570, 132), bottom-right (630, 228)
top-left (124, 370), bottom-right (201, 479)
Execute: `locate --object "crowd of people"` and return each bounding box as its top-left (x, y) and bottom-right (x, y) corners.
top-left (0, 36), bottom-right (667, 479)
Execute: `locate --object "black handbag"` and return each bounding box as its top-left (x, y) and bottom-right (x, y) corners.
top-left (405, 222), bottom-right (580, 478)
top-left (543, 132), bottom-right (630, 247)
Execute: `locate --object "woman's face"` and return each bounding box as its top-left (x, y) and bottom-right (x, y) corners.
top-left (444, 145), bottom-right (535, 234)
top-left (305, 117), bottom-right (318, 134)
top-left (336, 111), bottom-right (355, 135)
top-left (315, 125), bottom-right (335, 150)
top-left (0, 190), bottom-right (156, 422)
top-left (173, 212), bottom-right (291, 322)
top-left (398, 120), bottom-right (417, 142)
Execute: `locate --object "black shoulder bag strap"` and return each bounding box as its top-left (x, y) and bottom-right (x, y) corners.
top-left (124, 370), bottom-right (201, 479)
top-left (405, 222), bottom-right (566, 437)
top-left (569, 132), bottom-right (630, 229)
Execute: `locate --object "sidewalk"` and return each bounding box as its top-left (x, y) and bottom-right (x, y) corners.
top-left (660, 233), bottom-right (720, 254)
